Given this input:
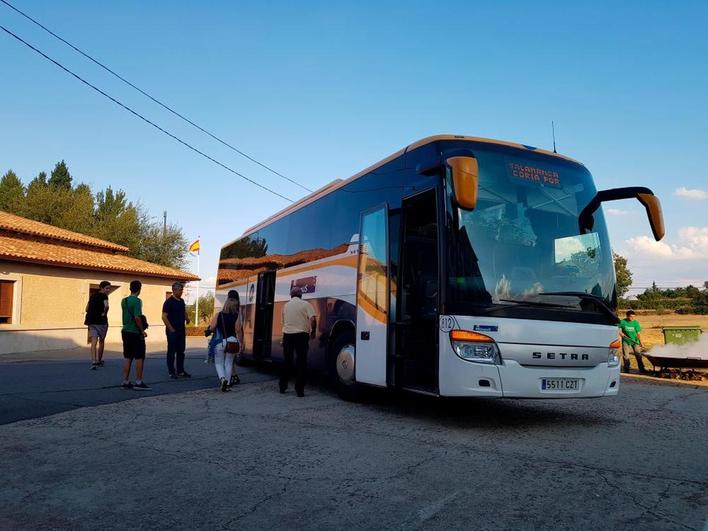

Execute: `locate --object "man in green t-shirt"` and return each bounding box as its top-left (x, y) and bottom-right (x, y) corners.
top-left (618, 310), bottom-right (647, 374)
top-left (120, 280), bottom-right (151, 390)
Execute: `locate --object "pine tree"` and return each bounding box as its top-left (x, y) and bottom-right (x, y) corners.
top-left (0, 170), bottom-right (25, 212)
top-left (22, 173), bottom-right (54, 223)
top-left (48, 160), bottom-right (72, 189)
top-left (58, 183), bottom-right (95, 233)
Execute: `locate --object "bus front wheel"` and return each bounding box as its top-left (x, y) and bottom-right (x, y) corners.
top-left (330, 332), bottom-right (360, 401)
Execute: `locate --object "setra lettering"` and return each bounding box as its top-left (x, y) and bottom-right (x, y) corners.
top-left (531, 352), bottom-right (590, 361)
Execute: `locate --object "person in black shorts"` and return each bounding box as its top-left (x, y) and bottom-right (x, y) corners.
top-left (85, 280), bottom-right (111, 370)
top-left (120, 280), bottom-right (151, 390)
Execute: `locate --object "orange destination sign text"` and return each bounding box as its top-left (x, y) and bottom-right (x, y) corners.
top-left (506, 161), bottom-right (561, 187)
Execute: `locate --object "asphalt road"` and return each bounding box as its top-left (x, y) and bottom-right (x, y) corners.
top-left (0, 352), bottom-right (706, 530)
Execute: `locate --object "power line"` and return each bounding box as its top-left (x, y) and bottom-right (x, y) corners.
top-left (0, 0), bottom-right (312, 193)
top-left (0, 24), bottom-right (294, 203)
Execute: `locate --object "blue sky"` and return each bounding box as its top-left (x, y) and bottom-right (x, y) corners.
top-left (1, 0), bottom-right (707, 297)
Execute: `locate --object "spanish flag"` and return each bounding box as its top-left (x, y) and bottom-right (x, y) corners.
top-left (188, 239), bottom-right (200, 254)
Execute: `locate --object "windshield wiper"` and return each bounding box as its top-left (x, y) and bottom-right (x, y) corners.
top-left (534, 291), bottom-right (619, 323)
top-left (498, 298), bottom-right (572, 309)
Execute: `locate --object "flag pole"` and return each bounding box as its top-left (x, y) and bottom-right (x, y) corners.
top-left (195, 236), bottom-right (200, 325)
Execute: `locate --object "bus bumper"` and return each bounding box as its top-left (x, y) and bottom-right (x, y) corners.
top-left (496, 360), bottom-right (620, 398)
top-left (439, 356), bottom-right (620, 398)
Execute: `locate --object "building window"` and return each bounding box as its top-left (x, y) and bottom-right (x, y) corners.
top-left (89, 285), bottom-right (101, 299)
top-left (0, 280), bottom-right (15, 324)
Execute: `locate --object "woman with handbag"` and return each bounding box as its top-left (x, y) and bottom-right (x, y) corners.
top-left (207, 295), bottom-right (243, 392)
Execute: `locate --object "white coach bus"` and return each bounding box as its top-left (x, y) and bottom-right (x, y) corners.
top-left (216, 135), bottom-right (664, 399)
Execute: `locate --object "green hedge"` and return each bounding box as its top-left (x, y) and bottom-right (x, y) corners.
top-left (619, 298), bottom-right (707, 314)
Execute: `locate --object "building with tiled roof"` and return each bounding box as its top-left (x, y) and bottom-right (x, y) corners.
top-left (0, 210), bottom-right (199, 354)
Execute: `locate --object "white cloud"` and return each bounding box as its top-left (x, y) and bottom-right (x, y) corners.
top-left (674, 187), bottom-right (708, 200)
top-left (554, 236), bottom-right (587, 261)
top-left (626, 235), bottom-right (674, 257)
top-left (626, 226), bottom-right (708, 260)
top-left (606, 208), bottom-right (631, 216)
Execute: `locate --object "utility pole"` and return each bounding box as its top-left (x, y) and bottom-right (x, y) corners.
top-left (162, 211), bottom-right (167, 238)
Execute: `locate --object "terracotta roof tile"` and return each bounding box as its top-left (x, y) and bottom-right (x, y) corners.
top-left (0, 210), bottom-right (129, 252)
top-left (0, 234), bottom-right (199, 281)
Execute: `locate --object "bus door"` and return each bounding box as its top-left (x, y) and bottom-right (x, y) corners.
top-left (253, 270), bottom-right (276, 360)
top-left (355, 205), bottom-right (389, 386)
top-left (241, 277), bottom-right (258, 355)
top-left (394, 188), bottom-right (440, 393)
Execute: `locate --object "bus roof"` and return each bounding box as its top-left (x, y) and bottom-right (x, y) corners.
top-left (240, 134), bottom-right (581, 238)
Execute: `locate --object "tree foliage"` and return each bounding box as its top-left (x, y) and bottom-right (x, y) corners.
top-left (93, 187), bottom-right (142, 252)
top-left (48, 160), bottom-right (73, 189)
top-left (0, 170), bottom-right (24, 211)
top-left (622, 283), bottom-right (708, 314)
top-left (187, 291), bottom-right (215, 325)
top-left (613, 253), bottom-right (632, 298)
top-left (1, 161), bottom-right (188, 269)
top-left (135, 217), bottom-right (188, 270)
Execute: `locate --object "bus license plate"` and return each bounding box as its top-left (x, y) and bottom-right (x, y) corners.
top-left (541, 378), bottom-right (580, 391)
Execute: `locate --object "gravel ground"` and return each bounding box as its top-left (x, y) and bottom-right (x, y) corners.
top-left (0, 376), bottom-right (706, 530)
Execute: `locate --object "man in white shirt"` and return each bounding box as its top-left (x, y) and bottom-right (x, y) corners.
top-left (280, 286), bottom-right (316, 397)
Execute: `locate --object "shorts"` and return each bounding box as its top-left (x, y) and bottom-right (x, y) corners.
top-left (122, 330), bottom-right (146, 360)
top-left (88, 324), bottom-right (108, 339)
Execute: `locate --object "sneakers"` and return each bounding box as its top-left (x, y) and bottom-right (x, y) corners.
top-left (169, 374), bottom-right (178, 380)
top-left (177, 372), bottom-right (192, 378)
top-left (134, 382), bottom-right (152, 391)
top-left (230, 374), bottom-right (240, 386)
top-left (220, 378), bottom-right (228, 392)
top-left (90, 363), bottom-right (98, 370)
top-left (121, 382), bottom-right (134, 390)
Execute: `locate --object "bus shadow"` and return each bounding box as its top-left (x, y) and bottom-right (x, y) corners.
top-left (352, 385), bottom-right (617, 430)
top-left (254, 364), bottom-right (617, 429)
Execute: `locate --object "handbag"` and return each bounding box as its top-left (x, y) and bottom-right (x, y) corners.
top-left (219, 312), bottom-right (240, 354)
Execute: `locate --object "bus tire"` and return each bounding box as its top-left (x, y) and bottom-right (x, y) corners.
top-left (329, 332), bottom-right (360, 401)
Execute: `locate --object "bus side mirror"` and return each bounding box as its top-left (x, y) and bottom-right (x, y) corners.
top-left (447, 156), bottom-right (479, 210)
top-left (636, 192), bottom-right (665, 241)
top-left (579, 186), bottom-right (665, 241)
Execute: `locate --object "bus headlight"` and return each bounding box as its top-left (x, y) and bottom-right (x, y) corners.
top-left (608, 339), bottom-right (621, 367)
top-left (449, 330), bottom-right (501, 364)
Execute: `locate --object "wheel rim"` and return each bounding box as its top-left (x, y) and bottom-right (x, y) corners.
top-left (336, 344), bottom-right (355, 385)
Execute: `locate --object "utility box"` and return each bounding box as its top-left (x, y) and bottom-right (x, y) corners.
top-left (662, 326), bottom-right (702, 345)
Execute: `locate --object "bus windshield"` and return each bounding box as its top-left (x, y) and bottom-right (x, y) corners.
top-left (445, 144), bottom-right (616, 322)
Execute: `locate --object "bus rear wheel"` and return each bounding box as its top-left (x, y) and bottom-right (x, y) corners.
top-left (330, 332), bottom-right (360, 401)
